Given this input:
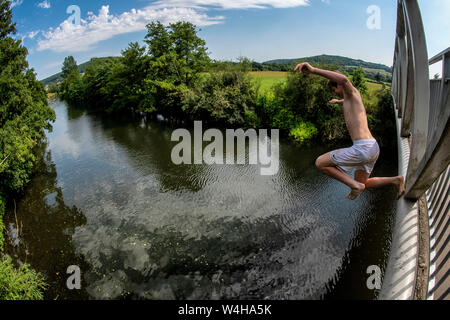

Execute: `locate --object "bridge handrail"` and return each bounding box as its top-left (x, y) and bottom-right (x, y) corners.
top-left (392, 0), bottom-right (450, 200)
top-left (424, 47), bottom-right (450, 301)
top-left (381, 0), bottom-right (449, 300)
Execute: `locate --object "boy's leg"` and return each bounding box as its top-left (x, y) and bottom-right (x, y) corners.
top-left (316, 153), bottom-right (365, 200)
top-left (354, 170), bottom-right (406, 199)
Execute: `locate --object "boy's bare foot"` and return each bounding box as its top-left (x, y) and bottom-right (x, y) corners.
top-left (347, 182), bottom-right (366, 200)
top-left (396, 176), bottom-right (405, 200)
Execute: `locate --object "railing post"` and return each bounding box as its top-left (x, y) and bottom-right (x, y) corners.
top-left (401, 19), bottom-right (415, 137)
top-left (406, 49), bottom-right (450, 199)
top-left (403, 0), bottom-right (430, 199)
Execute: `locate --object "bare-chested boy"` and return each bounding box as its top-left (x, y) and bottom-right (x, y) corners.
top-left (294, 62), bottom-right (405, 200)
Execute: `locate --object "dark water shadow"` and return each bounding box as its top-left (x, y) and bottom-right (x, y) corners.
top-left (4, 143), bottom-right (90, 299)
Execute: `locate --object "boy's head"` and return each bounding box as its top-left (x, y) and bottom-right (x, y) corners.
top-left (328, 81), bottom-right (344, 98)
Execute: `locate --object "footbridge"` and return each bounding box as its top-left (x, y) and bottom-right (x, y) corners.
top-left (379, 0), bottom-right (449, 300)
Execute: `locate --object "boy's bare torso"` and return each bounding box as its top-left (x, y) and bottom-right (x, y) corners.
top-left (342, 89), bottom-right (374, 141)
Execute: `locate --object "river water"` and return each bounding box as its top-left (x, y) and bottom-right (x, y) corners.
top-left (5, 100), bottom-right (398, 300)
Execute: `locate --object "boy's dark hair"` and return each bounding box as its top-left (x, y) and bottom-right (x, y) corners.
top-left (328, 81), bottom-right (338, 89)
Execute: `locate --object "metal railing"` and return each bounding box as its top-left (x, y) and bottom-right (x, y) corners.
top-left (381, 0), bottom-right (449, 300)
top-left (425, 49), bottom-right (450, 300)
top-left (426, 166), bottom-right (449, 300)
top-left (391, 1), bottom-right (449, 200)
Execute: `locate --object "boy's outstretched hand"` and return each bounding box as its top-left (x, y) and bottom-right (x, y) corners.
top-left (329, 99), bottom-right (344, 105)
top-left (294, 62), bottom-right (314, 74)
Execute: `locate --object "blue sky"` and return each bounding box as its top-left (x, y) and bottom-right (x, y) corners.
top-left (9, 0), bottom-right (450, 80)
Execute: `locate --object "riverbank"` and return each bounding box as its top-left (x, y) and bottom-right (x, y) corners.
top-left (0, 194), bottom-right (47, 300)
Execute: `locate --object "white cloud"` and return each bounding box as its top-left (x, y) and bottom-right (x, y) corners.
top-left (27, 30), bottom-right (40, 39)
top-left (151, 0), bottom-right (310, 10)
top-left (36, 1), bottom-right (311, 53)
top-left (37, 1), bottom-right (51, 9)
top-left (10, 0), bottom-right (23, 8)
top-left (37, 5), bottom-right (224, 52)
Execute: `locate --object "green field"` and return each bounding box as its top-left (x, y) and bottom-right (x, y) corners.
top-left (249, 71), bottom-right (288, 93)
top-left (250, 71), bottom-right (389, 98)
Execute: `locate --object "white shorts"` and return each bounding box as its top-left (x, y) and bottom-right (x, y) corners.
top-left (330, 139), bottom-right (380, 175)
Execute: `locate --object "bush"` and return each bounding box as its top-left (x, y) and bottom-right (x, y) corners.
top-left (0, 255), bottom-right (47, 300)
top-left (289, 121), bottom-right (318, 144)
top-left (181, 70), bottom-right (257, 126)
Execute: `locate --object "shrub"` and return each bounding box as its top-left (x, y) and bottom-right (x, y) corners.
top-left (0, 255), bottom-right (47, 300)
top-left (289, 121), bottom-right (318, 144)
top-left (181, 70), bottom-right (257, 126)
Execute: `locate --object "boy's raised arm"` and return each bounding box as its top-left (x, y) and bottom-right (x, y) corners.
top-left (294, 62), bottom-right (356, 95)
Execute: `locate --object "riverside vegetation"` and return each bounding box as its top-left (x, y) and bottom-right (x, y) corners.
top-left (0, 0), bottom-right (52, 299)
top-left (56, 21), bottom-right (395, 148)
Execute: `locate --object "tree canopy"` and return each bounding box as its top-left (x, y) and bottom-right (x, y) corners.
top-left (0, 0), bottom-right (55, 194)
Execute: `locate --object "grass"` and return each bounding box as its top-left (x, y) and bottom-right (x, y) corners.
top-left (367, 82), bottom-right (384, 93)
top-left (0, 255), bottom-right (47, 300)
top-left (0, 195), bottom-right (47, 300)
top-left (249, 71), bottom-right (287, 93)
top-left (365, 81), bottom-right (390, 105)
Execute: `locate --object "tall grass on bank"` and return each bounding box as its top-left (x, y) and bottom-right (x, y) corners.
top-left (0, 255), bottom-right (47, 300)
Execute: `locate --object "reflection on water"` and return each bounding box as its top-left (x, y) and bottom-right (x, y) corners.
top-left (5, 100), bottom-right (397, 300)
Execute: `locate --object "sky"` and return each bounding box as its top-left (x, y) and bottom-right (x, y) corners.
top-left (8, 0), bottom-right (450, 80)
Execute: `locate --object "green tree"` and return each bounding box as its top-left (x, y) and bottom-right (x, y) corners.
top-left (145, 21), bottom-right (210, 86)
top-left (0, 0), bottom-right (15, 40)
top-left (61, 56), bottom-right (78, 79)
top-left (181, 67), bottom-right (257, 126)
top-left (0, 0), bottom-right (52, 299)
top-left (142, 21), bottom-right (210, 117)
top-left (351, 67), bottom-right (368, 94)
top-left (106, 42), bottom-right (150, 113)
top-left (58, 56), bottom-right (84, 106)
top-left (169, 21), bottom-right (210, 86)
top-left (82, 57), bottom-right (117, 110)
top-left (0, 0), bottom-right (55, 193)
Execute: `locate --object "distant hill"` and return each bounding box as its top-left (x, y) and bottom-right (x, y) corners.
top-left (264, 54), bottom-right (392, 73)
top-left (261, 54), bottom-right (392, 83)
top-left (40, 57), bottom-right (118, 86)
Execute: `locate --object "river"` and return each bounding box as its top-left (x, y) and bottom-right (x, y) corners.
top-left (4, 100), bottom-right (398, 300)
